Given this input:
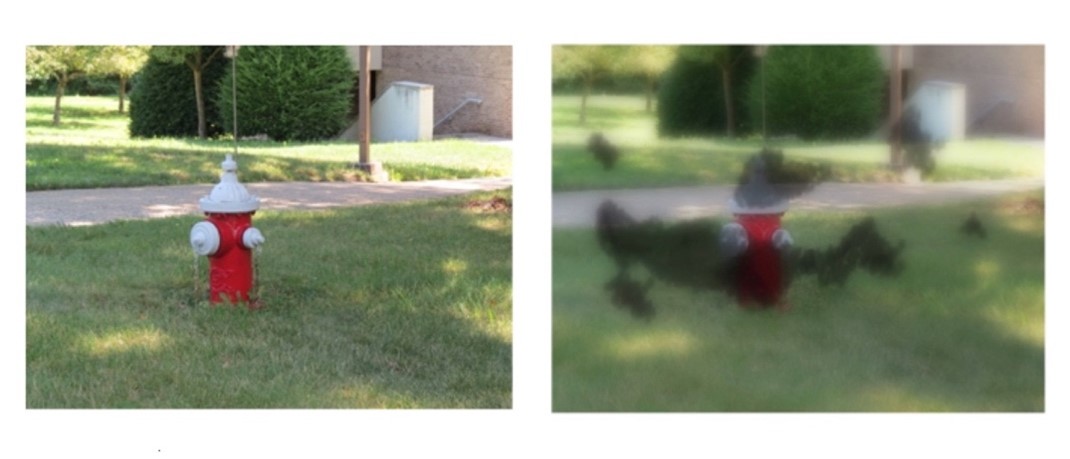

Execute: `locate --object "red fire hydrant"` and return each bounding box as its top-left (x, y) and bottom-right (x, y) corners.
top-left (721, 163), bottom-right (794, 309)
top-left (190, 154), bottom-right (265, 307)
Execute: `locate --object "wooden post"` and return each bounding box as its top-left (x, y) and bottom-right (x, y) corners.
top-left (358, 45), bottom-right (371, 165)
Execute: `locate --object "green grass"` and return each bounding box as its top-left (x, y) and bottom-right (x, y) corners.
top-left (26, 190), bottom-right (512, 408)
top-left (553, 191), bottom-right (1043, 411)
top-left (25, 96), bottom-right (512, 191)
top-left (552, 94), bottom-right (1044, 191)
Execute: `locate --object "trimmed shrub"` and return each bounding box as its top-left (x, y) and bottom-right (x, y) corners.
top-left (129, 47), bottom-right (227, 138)
top-left (747, 45), bottom-right (884, 140)
top-left (657, 46), bottom-right (757, 137)
top-left (217, 46), bottom-right (354, 142)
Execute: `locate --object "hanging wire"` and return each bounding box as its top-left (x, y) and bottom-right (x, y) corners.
top-left (231, 45), bottom-right (239, 156)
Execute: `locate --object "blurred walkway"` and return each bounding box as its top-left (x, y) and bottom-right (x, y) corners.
top-left (26, 177), bottom-right (512, 227)
top-left (552, 178), bottom-right (1044, 228)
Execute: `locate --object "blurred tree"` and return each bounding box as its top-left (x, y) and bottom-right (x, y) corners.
top-left (553, 45), bottom-right (625, 124)
top-left (25, 46), bottom-right (98, 125)
top-left (625, 45), bottom-right (677, 113)
top-left (751, 45), bottom-right (884, 140)
top-left (150, 46), bottom-right (225, 139)
top-left (94, 46), bottom-right (150, 113)
top-left (678, 45), bottom-right (751, 138)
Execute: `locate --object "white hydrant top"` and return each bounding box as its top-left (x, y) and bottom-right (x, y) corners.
top-left (199, 154), bottom-right (261, 213)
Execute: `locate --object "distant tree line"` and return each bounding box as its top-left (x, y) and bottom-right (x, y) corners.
top-left (26, 45), bottom-right (355, 142)
top-left (552, 45), bottom-right (886, 140)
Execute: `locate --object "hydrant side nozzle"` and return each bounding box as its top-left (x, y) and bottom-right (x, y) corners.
top-left (242, 227), bottom-right (265, 249)
top-left (719, 222), bottom-right (749, 258)
top-left (190, 221), bottom-right (220, 256)
top-left (772, 228), bottom-right (794, 250)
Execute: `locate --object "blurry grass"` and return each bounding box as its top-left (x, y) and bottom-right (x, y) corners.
top-left (553, 190), bottom-right (1043, 411)
top-left (552, 94), bottom-right (1044, 191)
top-left (26, 190), bottom-right (512, 408)
top-left (25, 96), bottom-right (511, 191)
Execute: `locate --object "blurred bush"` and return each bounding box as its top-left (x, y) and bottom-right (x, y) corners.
top-left (747, 45), bottom-right (884, 140)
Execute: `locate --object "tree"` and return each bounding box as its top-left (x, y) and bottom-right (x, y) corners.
top-left (94, 46), bottom-right (150, 113)
top-left (749, 46), bottom-right (884, 140)
top-left (25, 46), bottom-right (97, 125)
top-left (552, 45), bottom-right (625, 124)
top-left (216, 46), bottom-right (353, 141)
top-left (128, 53), bottom-right (227, 138)
top-left (150, 46), bottom-right (225, 139)
top-left (678, 45), bottom-right (751, 138)
top-left (626, 46), bottom-right (677, 113)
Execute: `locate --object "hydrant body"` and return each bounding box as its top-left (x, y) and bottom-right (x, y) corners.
top-left (721, 153), bottom-right (794, 309)
top-left (190, 154), bottom-right (264, 307)
top-left (733, 213), bottom-right (787, 307)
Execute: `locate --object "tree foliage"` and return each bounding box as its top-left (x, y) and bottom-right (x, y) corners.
top-left (553, 45), bottom-right (628, 124)
top-left (676, 45), bottom-right (755, 137)
top-left (149, 46), bottom-right (226, 139)
top-left (216, 46), bottom-right (354, 141)
top-left (748, 45), bottom-right (884, 139)
top-left (129, 48), bottom-right (227, 138)
top-left (25, 46), bottom-right (99, 125)
top-left (657, 45), bottom-right (756, 138)
top-left (624, 46), bottom-right (677, 112)
top-left (94, 46), bottom-right (150, 112)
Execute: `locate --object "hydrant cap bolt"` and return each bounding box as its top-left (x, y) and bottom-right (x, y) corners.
top-left (199, 154), bottom-right (261, 213)
top-left (190, 221), bottom-right (220, 256)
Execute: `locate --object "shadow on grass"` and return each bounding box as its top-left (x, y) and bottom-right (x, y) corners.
top-left (26, 193), bottom-right (512, 408)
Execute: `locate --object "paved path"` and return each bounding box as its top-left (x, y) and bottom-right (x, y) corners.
top-left (27, 177), bottom-right (512, 227)
top-left (553, 178), bottom-right (1044, 228)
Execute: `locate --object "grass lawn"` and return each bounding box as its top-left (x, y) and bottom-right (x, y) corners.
top-left (25, 96), bottom-right (512, 191)
top-left (553, 190), bottom-right (1043, 411)
top-left (26, 190), bottom-right (512, 408)
top-left (552, 94), bottom-right (1044, 191)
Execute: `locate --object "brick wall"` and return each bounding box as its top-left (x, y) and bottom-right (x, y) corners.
top-left (909, 45), bottom-right (1044, 138)
top-left (375, 46), bottom-right (512, 138)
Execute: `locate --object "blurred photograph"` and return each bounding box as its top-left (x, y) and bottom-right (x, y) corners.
top-left (552, 45), bottom-right (1044, 412)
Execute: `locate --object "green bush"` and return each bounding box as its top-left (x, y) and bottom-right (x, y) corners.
top-left (217, 46), bottom-right (354, 141)
top-left (129, 47), bottom-right (227, 138)
top-left (748, 46), bottom-right (884, 140)
top-left (657, 46), bottom-right (756, 137)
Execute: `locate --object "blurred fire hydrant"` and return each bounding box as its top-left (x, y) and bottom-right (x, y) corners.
top-left (189, 154), bottom-right (265, 306)
top-left (720, 156), bottom-right (793, 309)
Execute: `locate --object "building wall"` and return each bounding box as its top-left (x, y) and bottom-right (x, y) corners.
top-left (375, 46), bottom-right (512, 138)
top-left (908, 45), bottom-right (1044, 138)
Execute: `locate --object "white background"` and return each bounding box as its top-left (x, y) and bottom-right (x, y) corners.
top-left (3, 1), bottom-right (1066, 457)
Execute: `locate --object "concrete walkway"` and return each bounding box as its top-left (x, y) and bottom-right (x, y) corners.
top-left (553, 178), bottom-right (1044, 228)
top-left (26, 177), bottom-right (512, 227)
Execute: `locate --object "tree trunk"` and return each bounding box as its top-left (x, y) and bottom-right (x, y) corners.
top-left (118, 76), bottom-right (127, 113)
top-left (580, 81), bottom-right (590, 125)
top-left (52, 75), bottom-right (66, 125)
top-left (645, 78), bottom-right (654, 113)
top-left (721, 65), bottom-right (735, 138)
top-left (193, 66), bottom-right (206, 139)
